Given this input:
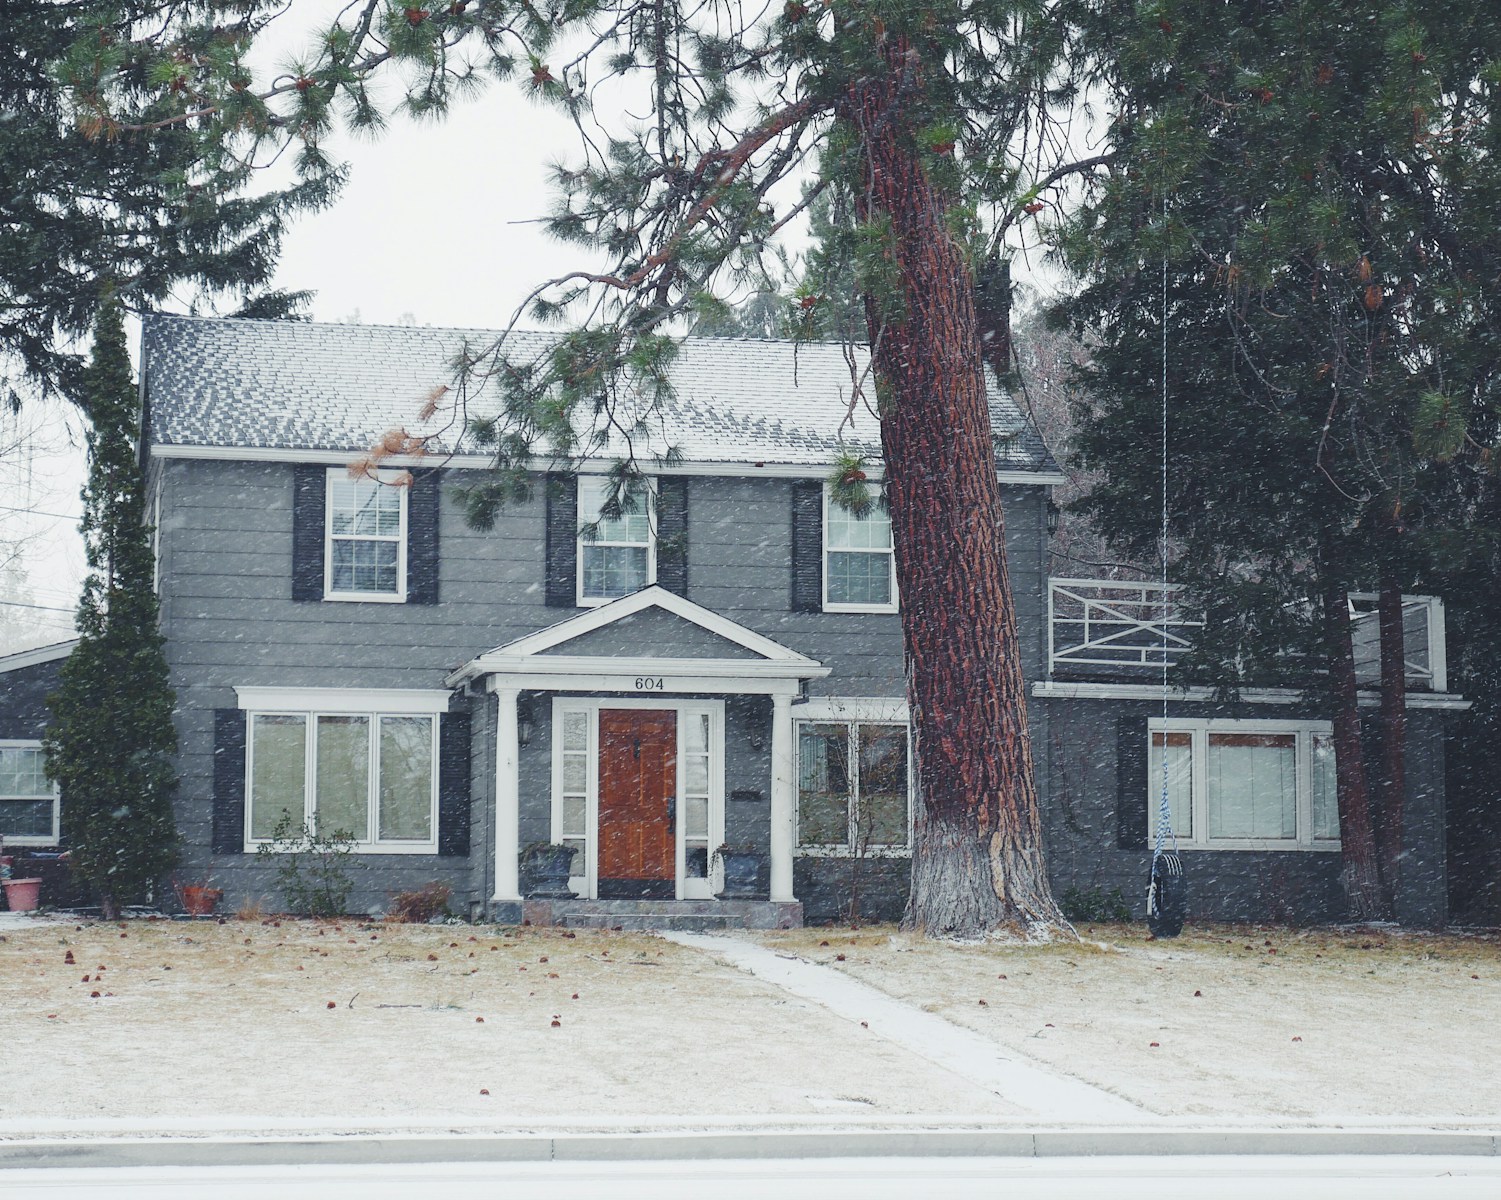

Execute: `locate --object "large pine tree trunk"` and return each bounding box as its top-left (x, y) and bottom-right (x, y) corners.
top-left (1377, 576), bottom-right (1407, 912)
top-left (845, 38), bottom-right (1068, 939)
top-left (1324, 580), bottom-right (1389, 921)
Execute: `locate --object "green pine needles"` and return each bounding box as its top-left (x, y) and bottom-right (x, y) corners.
top-left (44, 299), bottom-right (180, 919)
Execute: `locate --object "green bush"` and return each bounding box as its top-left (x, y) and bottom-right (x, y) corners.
top-left (256, 813), bottom-right (355, 917)
top-left (1060, 884), bottom-right (1133, 924)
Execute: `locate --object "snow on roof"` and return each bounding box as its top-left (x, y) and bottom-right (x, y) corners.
top-left (141, 315), bottom-right (1056, 473)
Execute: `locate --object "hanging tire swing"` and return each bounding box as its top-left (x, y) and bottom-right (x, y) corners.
top-left (1146, 192), bottom-right (1187, 940)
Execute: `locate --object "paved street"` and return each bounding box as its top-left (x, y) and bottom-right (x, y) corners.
top-left (3, 1156), bottom-right (1500, 1199)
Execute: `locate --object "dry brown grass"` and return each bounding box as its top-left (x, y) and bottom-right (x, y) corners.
top-left (751, 921), bottom-right (1501, 1121)
top-left (0, 916), bottom-right (1017, 1130)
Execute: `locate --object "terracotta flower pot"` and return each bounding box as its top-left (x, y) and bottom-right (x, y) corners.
top-left (2, 877), bottom-right (43, 912)
top-left (179, 885), bottom-right (223, 916)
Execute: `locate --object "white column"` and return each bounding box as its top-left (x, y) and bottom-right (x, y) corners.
top-left (769, 691), bottom-right (796, 902)
top-left (493, 686), bottom-right (522, 905)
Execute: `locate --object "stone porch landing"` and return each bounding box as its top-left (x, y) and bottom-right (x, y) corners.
top-left (521, 899), bottom-right (803, 931)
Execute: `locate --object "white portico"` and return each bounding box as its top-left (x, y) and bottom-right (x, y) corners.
top-left (445, 587), bottom-right (830, 911)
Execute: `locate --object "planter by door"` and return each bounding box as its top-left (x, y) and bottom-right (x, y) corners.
top-left (179, 886), bottom-right (223, 916)
top-left (523, 844), bottom-right (578, 900)
top-left (2, 877), bottom-right (42, 912)
top-left (717, 850), bottom-right (763, 900)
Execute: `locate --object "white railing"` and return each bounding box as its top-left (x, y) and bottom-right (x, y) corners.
top-left (1047, 579), bottom-right (1203, 674)
top-left (1349, 593), bottom-right (1447, 693)
top-left (1047, 579), bottom-right (1448, 692)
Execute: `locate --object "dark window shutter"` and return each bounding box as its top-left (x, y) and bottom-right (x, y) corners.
top-left (438, 710), bottom-right (472, 857)
top-left (791, 480), bottom-right (823, 612)
top-left (1116, 714), bottom-right (1149, 850)
top-left (544, 472), bottom-right (578, 608)
top-left (407, 469), bottom-right (440, 605)
top-left (656, 476), bottom-right (688, 597)
top-left (213, 709), bottom-right (248, 855)
top-left (291, 465), bottom-right (326, 602)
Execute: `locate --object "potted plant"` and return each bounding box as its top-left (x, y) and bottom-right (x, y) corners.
top-left (713, 844), bottom-right (764, 900)
top-left (2, 876), bottom-right (43, 912)
top-left (521, 842), bottom-right (578, 900)
top-left (175, 878), bottom-right (224, 917)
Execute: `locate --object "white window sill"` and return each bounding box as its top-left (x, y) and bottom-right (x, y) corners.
top-left (821, 603), bottom-right (899, 615)
top-left (1171, 840), bottom-right (1342, 853)
top-left (0, 836), bottom-right (60, 848)
top-left (245, 841), bottom-right (438, 855)
top-left (794, 846), bottom-right (912, 859)
top-left (322, 591), bottom-right (407, 604)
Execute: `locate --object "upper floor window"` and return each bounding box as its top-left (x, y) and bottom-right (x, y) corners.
top-left (823, 487), bottom-right (897, 613)
top-left (326, 469), bottom-right (407, 602)
top-left (578, 476), bottom-right (655, 605)
top-left (0, 742), bottom-right (60, 846)
top-left (1148, 719), bottom-right (1340, 851)
top-left (796, 719), bottom-right (910, 854)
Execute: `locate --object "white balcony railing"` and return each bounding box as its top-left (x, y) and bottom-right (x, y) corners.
top-left (1047, 579), bottom-right (1203, 674)
top-left (1047, 579), bottom-right (1448, 692)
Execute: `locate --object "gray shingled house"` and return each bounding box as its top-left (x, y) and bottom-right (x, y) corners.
top-left (3, 314), bottom-right (1465, 926)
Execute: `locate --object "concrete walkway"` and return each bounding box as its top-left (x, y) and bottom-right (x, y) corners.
top-left (661, 932), bottom-right (1146, 1124)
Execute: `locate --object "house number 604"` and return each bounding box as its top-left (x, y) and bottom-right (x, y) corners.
top-left (634, 677), bottom-right (665, 691)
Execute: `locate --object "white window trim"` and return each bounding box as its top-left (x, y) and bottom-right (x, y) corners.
top-left (0, 740), bottom-right (61, 847)
top-left (576, 476), bottom-right (657, 608)
top-left (793, 716), bottom-right (913, 858)
top-left (548, 697), bottom-right (726, 899)
top-left (821, 485), bottom-right (898, 614)
top-left (323, 467), bottom-right (408, 603)
top-left (1147, 717), bottom-right (1342, 852)
top-left (242, 694), bottom-right (442, 854)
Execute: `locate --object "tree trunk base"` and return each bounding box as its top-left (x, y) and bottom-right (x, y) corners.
top-left (903, 816), bottom-right (1074, 942)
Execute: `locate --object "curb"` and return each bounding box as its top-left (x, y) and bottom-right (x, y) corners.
top-left (2, 1128), bottom-right (1498, 1169)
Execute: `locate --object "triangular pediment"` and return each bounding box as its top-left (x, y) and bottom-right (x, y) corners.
top-left (447, 587), bottom-right (823, 689)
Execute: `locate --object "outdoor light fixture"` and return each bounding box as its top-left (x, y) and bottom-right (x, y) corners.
top-left (1046, 498), bottom-right (1062, 536)
top-left (517, 695), bottom-right (535, 747)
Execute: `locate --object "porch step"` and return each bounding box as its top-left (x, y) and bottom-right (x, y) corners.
top-left (521, 899), bottom-right (802, 932)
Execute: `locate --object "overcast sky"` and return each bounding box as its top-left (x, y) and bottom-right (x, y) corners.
top-left (3, 6), bottom-right (1070, 654)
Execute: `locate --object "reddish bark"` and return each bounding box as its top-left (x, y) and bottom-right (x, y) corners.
top-left (843, 37), bottom-right (1067, 938)
top-left (1324, 580), bottom-right (1390, 922)
top-left (1377, 576), bottom-right (1407, 907)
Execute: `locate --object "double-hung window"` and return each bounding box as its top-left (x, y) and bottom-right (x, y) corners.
top-left (326, 469), bottom-right (406, 601)
top-left (796, 719), bottom-right (911, 853)
top-left (243, 691), bottom-right (443, 852)
top-left (0, 742), bottom-right (60, 846)
top-left (823, 487), bottom-right (897, 612)
top-left (1147, 718), bottom-right (1340, 851)
top-left (577, 476), bottom-right (655, 604)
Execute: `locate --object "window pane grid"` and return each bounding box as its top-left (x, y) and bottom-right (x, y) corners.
top-left (797, 720), bottom-right (910, 851)
top-left (248, 710), bottom-right (435, 848)
top-left (328, 475), bottom-right (403, 596)
top-left (579, 478), bottom-right (653, 601)
top-left (0, 746), bottom-right (52, 798)
top-left (825, 490), bottom-right (895, 609)
top-left (1148, 724), bottom-right (1338, 848)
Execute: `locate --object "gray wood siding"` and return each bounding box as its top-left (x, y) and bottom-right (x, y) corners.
top-left (154, 457), bottom-right (1051, 912)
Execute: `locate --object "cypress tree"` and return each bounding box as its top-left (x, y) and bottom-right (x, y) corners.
top-left (44, 299), bottom-right (179, 918)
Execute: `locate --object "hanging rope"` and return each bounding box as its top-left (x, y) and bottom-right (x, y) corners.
top-left (1148, 188), bottom-right (1185, 936)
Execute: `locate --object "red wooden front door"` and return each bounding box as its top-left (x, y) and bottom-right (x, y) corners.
top-left (597, 709), bottom-right (676, 898)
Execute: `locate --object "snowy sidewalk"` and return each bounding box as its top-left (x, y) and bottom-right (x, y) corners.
top-left (662, 932), bottom-right (1146, 1124)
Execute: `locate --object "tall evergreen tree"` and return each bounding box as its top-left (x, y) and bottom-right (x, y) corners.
top-left (2, 2), bottom-right (334, 406)
top-left (1056, 0), bottom-right (1501, 920)
top-left (44, 299), bottom-right (179, 919)
top-left (74, 1), bottom-right (1119, 937)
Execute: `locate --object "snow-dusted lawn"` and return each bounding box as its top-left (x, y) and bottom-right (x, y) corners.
top-left (0, 916), bottom-right (1019, 1131)
top-left (749, 923), bottom-right (1501, 1122)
